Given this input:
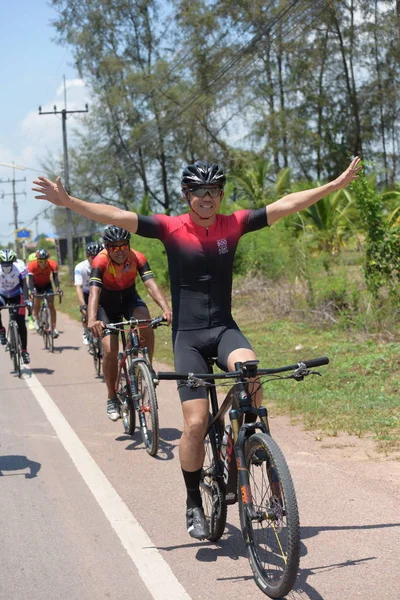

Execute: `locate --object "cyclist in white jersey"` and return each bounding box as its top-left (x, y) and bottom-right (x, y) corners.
top-left (74, 242), bottom-right (103, 345)
top-left (0, 249), bottom-right (32, 363)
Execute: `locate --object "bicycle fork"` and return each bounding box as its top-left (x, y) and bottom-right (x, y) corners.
top-left (230, 407), bottom-right (276, 524)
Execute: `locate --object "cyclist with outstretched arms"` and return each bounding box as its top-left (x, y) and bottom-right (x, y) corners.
top-left (27, 249), bottom-right (61, 338)
top-left (87, 225), bottom-right (172, 421)
top-left (74, 241), bottom-right (103, 346)
top-left (33, 157), bottom-right (361, 539)
top-left (0, 250), bottom-right (32, 364)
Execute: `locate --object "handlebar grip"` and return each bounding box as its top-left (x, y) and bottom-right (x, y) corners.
top-left (157, 372), bottom-right (185, 380)
top-left (302, 356), bottom-right (329, 368)
top-left (152, 316), bottom-right (168, 328)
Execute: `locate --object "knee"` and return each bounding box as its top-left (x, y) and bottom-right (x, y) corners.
top-left (102, 345), bottom-right (116, 360)
top-left (183, 415), bottom-right (208, 440)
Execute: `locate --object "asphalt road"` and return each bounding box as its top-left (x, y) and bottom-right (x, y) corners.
top-left (0, 312), bottom-right (399, 600)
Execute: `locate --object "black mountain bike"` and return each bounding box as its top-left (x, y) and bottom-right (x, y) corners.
top-left (158, 356), bottom-right (329, 599)
top-left (0, 303), bottom-right (30, 378)
top-left (107, 316), bottom-right (167, 456)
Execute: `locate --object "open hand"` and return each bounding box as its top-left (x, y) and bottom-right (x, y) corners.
top-left (32, 175), bottom-right (69, 206)
top-left (333, 157), bottom-right (362, 190)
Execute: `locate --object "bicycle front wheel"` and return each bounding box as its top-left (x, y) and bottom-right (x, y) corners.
top-left (134, 361), bottom-right (159, 456)
top-left (238, 432), bottom-right (300, 599)
top-left (11, 321), bottom-right (21, 376)
top-left (200, 420), bottom-right (227, 542)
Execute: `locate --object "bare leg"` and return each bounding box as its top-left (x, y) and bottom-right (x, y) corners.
top-left (132, 305), bottom-right (154, 363)
top-left (102, 334), bottom-right (119, 399)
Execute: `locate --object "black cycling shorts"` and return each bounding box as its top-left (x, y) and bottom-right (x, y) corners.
top-left (34, 284), bottom-right (54, 295)
top-left (98, 292), bottom-right (147, 336)
top-left (172, 324), bottom-right (254, 402)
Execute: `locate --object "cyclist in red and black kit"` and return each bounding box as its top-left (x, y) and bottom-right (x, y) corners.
top-left (33, 156), bottom-right (361, 539)
top-left (87, 225), bottom-right (172, 421)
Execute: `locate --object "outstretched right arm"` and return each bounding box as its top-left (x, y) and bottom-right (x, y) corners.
top-left (32, 176), bottom-right (138, 233)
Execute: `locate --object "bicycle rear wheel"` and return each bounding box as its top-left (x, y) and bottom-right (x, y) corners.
top-left (200, 420), bottom-right (227, 542)
top-left (134, 361), bottom-right (159, 456)
top-left (238, 432), bottom-right (300, 599)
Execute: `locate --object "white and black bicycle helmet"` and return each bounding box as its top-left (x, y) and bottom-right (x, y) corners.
top-left (102, 226), bottom-right (131, 244)
top-left (181, 160), bottom-right (226, 189)
top-left (36, 248), bottom-right (50, 260)
top-left (86, 241), bottom-right (103, 256)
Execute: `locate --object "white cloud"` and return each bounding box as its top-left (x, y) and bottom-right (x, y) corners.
top-left (0, 78), bottom-right (93, 244)
top-left (56, 78), bottom-right (86, 96)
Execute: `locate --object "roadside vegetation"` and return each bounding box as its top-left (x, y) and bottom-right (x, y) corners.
top-left (57, 173), bottom-right (400, 456)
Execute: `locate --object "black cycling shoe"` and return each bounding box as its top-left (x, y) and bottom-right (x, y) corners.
top-left (186, 507), bottom-right (210, 540)
top-left (21, 351), bottom-right (31, 365)
top-left (0, 329), bottom-right (6, 346)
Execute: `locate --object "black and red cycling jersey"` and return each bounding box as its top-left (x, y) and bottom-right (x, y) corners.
top-left (136, 208), bottom-right (268, 330)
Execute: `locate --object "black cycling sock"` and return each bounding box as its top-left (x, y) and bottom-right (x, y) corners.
top-left (182, 468), bottom-right (202, 509)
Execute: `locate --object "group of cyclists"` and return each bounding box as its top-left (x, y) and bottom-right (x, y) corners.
top-left (28, 157), bottom-right (361, 541)
top-left (0, 247), bottom-right (62, 364)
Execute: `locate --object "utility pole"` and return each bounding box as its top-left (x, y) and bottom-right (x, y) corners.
top-left (39, 75), bottom-right (88, 280)
top-left (0, 164), bottom-right (26, 253)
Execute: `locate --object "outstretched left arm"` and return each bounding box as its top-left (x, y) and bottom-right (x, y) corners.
top-left (266, 157), bottom-right (362, 225)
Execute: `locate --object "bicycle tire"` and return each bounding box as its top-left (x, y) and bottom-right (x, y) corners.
top-left (95, 339), bottom-right (103, 377)
top-left (134, 361), bottom-right (159, 456)
top-left (13, 321), bottom-right (22, 377)
top-left (118, 357), bottom-right (135, 435)
top-left (41, 306), bottom-right (50, 350)
top-left (238, 432), bottom-right (300, 598)
top-left (7, 322), bottom-right (15, 362)
top-left (89, 334), bottom-right (99, 375)
top-left (9, 322), bottom-right (20, 374)
top-left (200, 419), bottom-right (227, 542)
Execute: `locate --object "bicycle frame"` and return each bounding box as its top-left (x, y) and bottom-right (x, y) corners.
top-left (158, 356), bottom-right (329, 521)
top-left (205, 361), bottom-right (270, 519)
top-left (115, 320), bottom-right (152, 394)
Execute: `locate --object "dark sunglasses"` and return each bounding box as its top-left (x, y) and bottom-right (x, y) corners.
top-left (189, 187), bottom-right (222, 198)
top-left (107, 243), bottom-right (130, 252)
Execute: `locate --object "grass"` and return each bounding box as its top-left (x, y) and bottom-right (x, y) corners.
top-left (59, 267), bottom-right (400, 455)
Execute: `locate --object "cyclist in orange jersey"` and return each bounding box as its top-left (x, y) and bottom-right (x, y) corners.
top-left (27, 248), bottom-right (61, 338)
top-left (88, 225), bottom-right (172, 421)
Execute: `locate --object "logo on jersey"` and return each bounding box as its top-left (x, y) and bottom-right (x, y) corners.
top-left (122, 262), bottom-right (132, 272)
top-left (217, 238), bottom-right (228, 255)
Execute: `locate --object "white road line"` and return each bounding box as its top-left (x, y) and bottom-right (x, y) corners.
top-left (25, 372), bottom-right (192, 600)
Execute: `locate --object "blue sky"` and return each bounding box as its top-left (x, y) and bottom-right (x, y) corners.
top-left (0, 1), bottom-right (90, 245)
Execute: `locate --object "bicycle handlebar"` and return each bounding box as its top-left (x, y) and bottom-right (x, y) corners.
top-left (32, 290), bottom-right (63, 304)
top-left (0, 303), bottom-right (30, 310)
top-left (105, 316), bottom-right (168, 331)
top-left (157, 356), bottom-right (330, 381)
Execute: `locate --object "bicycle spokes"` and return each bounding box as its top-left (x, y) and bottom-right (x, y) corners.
top-left (239, 434), bottom-right (300, 597)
